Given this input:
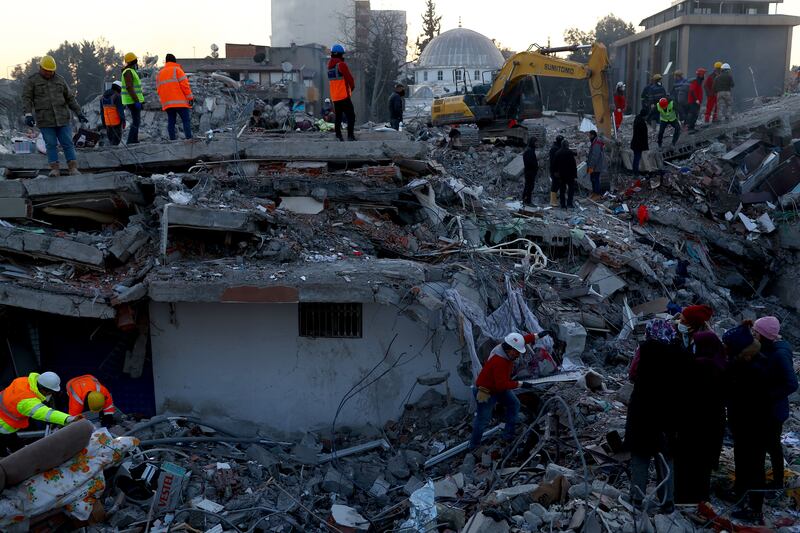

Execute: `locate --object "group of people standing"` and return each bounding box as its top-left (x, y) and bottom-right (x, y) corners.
top-left (626, 307), bottom-right (797, 523)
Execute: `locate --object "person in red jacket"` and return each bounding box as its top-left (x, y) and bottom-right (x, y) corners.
top-left (469, 330), bottom-right (552, 448)
top-left (687, 68), bottom-right (705, 131)
top-left (327, 44), bottom-right (356, 141)
top-left (613, 82), bottom-right (626, 131)
top-left (703, 62), bottom-right (722, 123)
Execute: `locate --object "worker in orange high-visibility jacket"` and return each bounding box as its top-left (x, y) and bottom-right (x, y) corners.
top-left (0, 372), bottom-right (78, 455)
top-left (65, 374), bottom-right (116, 428)
top-left (156, 53), bottom-right (194, 140)
top-left (327, 44), bottom-right (356, 141)
top-left (100, 81), bottom-right (125, 146)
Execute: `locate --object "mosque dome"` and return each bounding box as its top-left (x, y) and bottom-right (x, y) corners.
top-left (417, 28), bottom-right (505, 70)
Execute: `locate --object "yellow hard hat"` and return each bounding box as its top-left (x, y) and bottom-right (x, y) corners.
top-left (39, 55), bottom-right (56, 72)
top-left (714, 61), bottom-right (723, 69)
top-left (87, 391), bottom-right (105, 412)
top-left (652, 74), bottom-right (662, 81)
top-left (124, 52), bottom-right (138, 64)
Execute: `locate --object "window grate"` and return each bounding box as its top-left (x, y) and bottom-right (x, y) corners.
top-left (299, 303), bottom-right (363, 338)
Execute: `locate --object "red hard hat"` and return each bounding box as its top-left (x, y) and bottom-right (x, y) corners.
top-left (696, 67), bottom-right (707, 76)
top-left (658, 98), bottom-right (669, 109)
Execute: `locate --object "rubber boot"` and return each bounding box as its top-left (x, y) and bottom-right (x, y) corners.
top-left (48, 162), bottom-right (60, 177)
top-left (549, 192), bottom-right (558, 207)
top-left (67, 160), bottom-right (81, 176)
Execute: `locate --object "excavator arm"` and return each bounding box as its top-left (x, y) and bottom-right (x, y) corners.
top-left (484, 43), bottom-right (611, 137)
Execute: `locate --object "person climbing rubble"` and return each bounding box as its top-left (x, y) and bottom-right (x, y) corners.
top-left (121, 53), bottom-right (144, 144)
top-left (521, 137), bottom-right (538, 206)
top-left (613, 82), bottom-right (626, 131)
top-left (656, 97), bottom-right (681, 149)
top-left (0, 372), bottom-right (79, 455)
top-left (469, 330), bottom-right (551, 449)
top-left (553, 138), bottom-right (577, 208)
top-left (548, 134), bottom-right (564, 207)
top-left (21, 55), bottom-right (88, 177)
top-left (327, 44), bottom-right (356, 141)
top-left (687, 68), bottom-right (705, 131)
top-left (100, 81), bottom-right (125, 146)
top-left (63, 374), bottom-right (116, 428)
top-left (704, 61), bottom-right (722, 123)
top-left (752, 316), bottom-right (798, 496)
top-left (586, 130), bottom-right (606, 200)
top-left (713, 63), bottom-right (735, 122)
top-left (156, 53), bottom-right (194, 140)
top-left (625, 319), bottom-right (681, 515)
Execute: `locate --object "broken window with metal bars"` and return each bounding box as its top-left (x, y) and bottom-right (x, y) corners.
top-left (299, 303), bottom-right (363, 338)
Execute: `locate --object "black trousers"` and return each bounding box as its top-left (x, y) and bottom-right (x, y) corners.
top-left (733, 429), bottom-right (767, 512)
top-left (106, 125), bottom-right (122, 146)
top-left (334, 98), bottom-right (355, 139)
top-left (559, 177), bottom-right (575, 207)
top-left (658, 120), bottom-right (681, 147)
top-left (766, 419), bottom-right (785, 488)
top-left (522, 174), bottom-right (535, 204)
top-left (686, 102), bottom-right (701, 130)
top-left (0, 432), bottom-right (22, 457)
top-left (389, 118), bottom-right (401, 130)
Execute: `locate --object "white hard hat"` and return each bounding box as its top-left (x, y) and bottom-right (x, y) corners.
top-left (37, 371), bottom-right (61, 392)
top-left (504, 332), bottom-right (527, 354)
top-left (722, 63), bottom-right (731, 70)
top-left (616, 81), bottom-right (625, 89)
top-left (112, 80), bottom-right (122, 88)
top-left (324, 98), bottom-right (331, 103)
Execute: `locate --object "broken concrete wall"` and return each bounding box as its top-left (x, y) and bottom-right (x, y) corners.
top-left (149, 302), bottom-right (467, 432)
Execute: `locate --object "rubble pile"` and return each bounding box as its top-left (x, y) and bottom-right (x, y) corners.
top-left (0, 93), bottom-right (799, 530)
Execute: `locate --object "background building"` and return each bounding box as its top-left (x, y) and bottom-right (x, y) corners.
top-left (270, 0), bottom-right (352, 48)
top-left (611, 0), bottom-right (800, 111)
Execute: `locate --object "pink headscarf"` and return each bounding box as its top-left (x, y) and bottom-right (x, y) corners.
top-left (753, 316), bottom-right (781, 341)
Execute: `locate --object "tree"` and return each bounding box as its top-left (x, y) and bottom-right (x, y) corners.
top-left (564, 13), bottom-right (634, 62)
top-left (414, 0), bottom-right (441, 58)
top-left (12, 39), bottom-right (122, 104)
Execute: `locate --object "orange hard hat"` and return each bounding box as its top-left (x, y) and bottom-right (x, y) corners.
top-left (659, 98), bottom-right (669, 109)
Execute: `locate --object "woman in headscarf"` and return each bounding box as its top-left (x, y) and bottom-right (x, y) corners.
top-left (673, 304), bottom-right (727, 504)
top-left (625, 319), bottom-right (683, 514)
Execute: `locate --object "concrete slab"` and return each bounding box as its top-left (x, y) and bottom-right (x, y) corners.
top-left (0, 283), bottom-right (114, 318)
top-left (0, 198), bottom-right (32, 218)
top-left (109, 224), bottom-right (149, 262)
top-left (165, 205), bottom-right (257, 233)
top-left (501, 154), bottom-right (525, 181)
top-left (23, 171), bottom-right (144, 200)
top-left (0, 180), bottom-right (27, 198)
top-left (0, 226), bottom-right (104, 268)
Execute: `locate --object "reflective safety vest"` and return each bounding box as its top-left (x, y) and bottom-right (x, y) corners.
top-left (328, 63), bottom-right (351, 102)
top-left (66, 374), bottom-right (115, 416)
top-left (103, 103), bottom-right (121, 126)
top-left (121, 67), bottom-right (144, 105)
top-left (0, 373), bottom-right (69, 433)
top-left (156, 62), bottom-right (193, 110)
top-left (658, 100), bottom-right (677, 122)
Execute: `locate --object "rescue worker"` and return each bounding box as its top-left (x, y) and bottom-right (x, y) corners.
top-left (388, 84), bottom-right (405, 130)
top-left (671, 70), bottom-right (690, 124)
top-left (656, 97), bottom-right (681, 149)
top-left (687, 68), bottom-right (705, 131)
top-left (322, 98), bottom-right (334, 122)
top-left (630, 108), bottom-right (649, 177)
top-left (586, 130), bottom-right (606, 200)
top-left (65, 374), bottom-right (116, 428)
top-left (641, 74), bottom-right (667, 126)
top-left (521, 137), bottom-right (538, 206)
top-left (121, 53), bottom-right (144, 144)
top-left (548, 135), bottom-right (564, 207)
top-left (0, 371), bottom-right (79, 455)
top-left (713, 63), bottom-right (735, 122)
top-left (327, 44), bottom-right (356, 141)
top-left (554, 139), bottom-right (578, 208)
top-left (21, 55), bottom-right (88, 177)
top-left (469, 330), bottom-right (552, 449)
top-left (156, 54), bottom-right (194, 140)
top-left (613, 82), bottom-right (626, 131)
top-left (751, 316), bottom-right (798, 496)
top-left (703, 61), bottom-right (722, 123)
top-left (100, 81), bottom-right (125, 146)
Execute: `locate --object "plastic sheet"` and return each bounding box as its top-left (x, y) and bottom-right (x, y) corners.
top-left (400, 479), bottom-right (437, 532)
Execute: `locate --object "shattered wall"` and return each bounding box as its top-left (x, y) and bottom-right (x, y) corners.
top-left (149, 302), bottom-right (468, 432)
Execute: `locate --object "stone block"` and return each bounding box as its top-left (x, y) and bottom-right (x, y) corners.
top-left (463, 511), bottom-right (510, 533)
top-left (501, 154), bottom-right (525, 181)
top-left (0, 198), bottom-right (31, 218)
top-left (322, 466), bottom-right (354, 496)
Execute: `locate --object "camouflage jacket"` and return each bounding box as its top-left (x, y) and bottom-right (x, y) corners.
top-left (22, 73), bottom-right (81, 128)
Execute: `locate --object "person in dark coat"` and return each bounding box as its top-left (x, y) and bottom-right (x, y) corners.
top-left (673, 305), bottom-right (727, 504)
top-left (625, 319), bottom-right (682, 514)
top-left (548, 135), bottom-right (564, 207)
top-left (630, 108), bottom-right (649, 177)
top-left (521, 137), bottom-right (538, 205)
top-left (752, 316), bottom-right (799, 493)
top-left (553, 139), bottom-right (577, 208)
top-left (388, 84), bottom-right (405, 130)
top-left (723, 323), bottom-right (771, 524)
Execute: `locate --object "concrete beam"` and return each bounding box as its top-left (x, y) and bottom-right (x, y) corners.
top-left (23, 171), bottom-right (145, 203)
top-left (0, 283), bottom-right (115, 319)
top-left (0, 180), bottom-right (27, 198)
top-left (0, 226), bottom-right (105, 268)
top-left (165, 205), bottom-right (258, 233)
top-left (0, 138), bottom-right (429, 172)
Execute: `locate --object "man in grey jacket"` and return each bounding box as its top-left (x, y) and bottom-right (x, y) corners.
top-left (22, 55), bottom-right (88, 177)
top-left (587, 130), bottom-right (607, 200)
top-left (713, 64), bottom-right (735, 122)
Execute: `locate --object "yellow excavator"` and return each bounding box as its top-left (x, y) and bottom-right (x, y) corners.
top-left (431, 43), bottom-right (611, 142)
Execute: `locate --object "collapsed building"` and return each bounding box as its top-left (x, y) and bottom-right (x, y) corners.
top-left (0, 82), bottom-right (799, 531)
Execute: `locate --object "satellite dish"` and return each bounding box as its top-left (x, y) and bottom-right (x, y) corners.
top-left (211, 43), bottom-right (219, 52)
top-left (253, 52), bottom-right (266, 64)
top-left (281, 61), bottom-right (293, 73)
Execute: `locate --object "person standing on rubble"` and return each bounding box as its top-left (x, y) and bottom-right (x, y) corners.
top-left (64, 374), bottom-right (116, 428)
top-left (100, 81), bottom-right (125, 146)
top-left (521, 137), bottom-right (538, 206)
top-left (626, 319), bottom-right (682, 514)
top-left (21, 55), bottom-right (88, 177)
top-left (641, 74), bottom-right (667, 126)
top-left (673, 305), bottom-right (727, 504)
top-left (656, 97), bottom-right (681, 149)
top-left (0, 371), bottom-right (80, 455)
top-left (613, 82), bottom-right (626, 132)
top-left (554, 139), bottom-right (578, 208)
top-left (687, 68), bottom-right (705, 132)
top-left (723, 323), bottom-right (771, 524)
top-left (156, 54), bottom-right (194, 140)
top-left (121, 53), bottom-right (144, 144)
top-left (469, 330), bottom-right (552, 449)
top-left (327, 44), bottom-right (356, 141)
top-left (548, 135), bottom-right (564, 207)
top-left (751, 316), bottom-right (798, 495)
top-left (713, 63), bottom-right (735, 123)
top-left (704, 62), bottom-right (722, 123)
top-left (389, 84), bottom-right (405, 130)
top-left (671, 71), bottom-right (690, 125)
top-left (631, 108), bottom-right (649, 177)
top-left (586, 130), bottom-right (606, 200)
